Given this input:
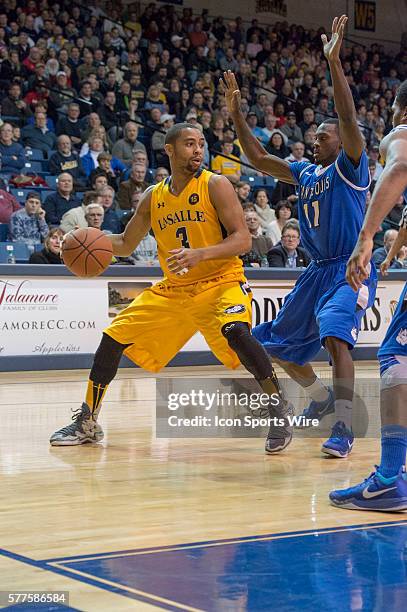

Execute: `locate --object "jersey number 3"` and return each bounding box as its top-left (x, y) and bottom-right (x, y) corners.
top-left (303, 200), bottom-right (320, 228)
top-left (176, 226), bottom-right (191, 249)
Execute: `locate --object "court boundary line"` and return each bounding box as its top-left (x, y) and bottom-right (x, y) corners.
top-left (0, 547), bottom-right (191, 612)
top-left (1, 520), bottom-right (407, 611)
top-left (43, 518), bottom-right (407, 563)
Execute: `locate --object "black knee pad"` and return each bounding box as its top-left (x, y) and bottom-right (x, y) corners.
top-left (90, 333), bottom-right (130, 385)
top-left (221, 321), bottom-right (273, 381)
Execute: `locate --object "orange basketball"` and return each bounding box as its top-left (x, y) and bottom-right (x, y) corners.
top-left (62, 227), bottom-right (113, 278)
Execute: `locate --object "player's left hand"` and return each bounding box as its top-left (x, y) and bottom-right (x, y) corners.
top-left (167, 248), bottom-right (204, 275)
top-left (322, 15), bottom-right (347, 63)
top-left (346, 234), bottom-right (374, 291)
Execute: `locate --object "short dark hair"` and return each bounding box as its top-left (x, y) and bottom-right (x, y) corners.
top-left (395, 80), bottom-right (407, 111)
top-left (164, 122), bottom-right (202, 145)
top-left (275, 199), bottom-right (292, 219)
top-left (26, 191), bottom-right (41, 202)
top-left (321, 118), bottom-right (340, 131)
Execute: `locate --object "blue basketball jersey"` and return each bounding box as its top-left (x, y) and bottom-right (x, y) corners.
top-left (290, 150), bottom-right (370, 260)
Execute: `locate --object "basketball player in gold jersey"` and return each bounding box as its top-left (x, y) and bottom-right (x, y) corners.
top-left (50, 123), bottom-right (290, 451)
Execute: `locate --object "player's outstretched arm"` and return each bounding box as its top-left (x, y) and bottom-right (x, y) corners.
top-left (381, 226), bottom-right (407, 275)
top-left (220, 71), bottom-right (296, 184)
top-left (323, 15), bottom-right (364, 164)
top-left (346, 132), bottom-right (407, 289)
top-left (108, 186), bottom-right (153, 256)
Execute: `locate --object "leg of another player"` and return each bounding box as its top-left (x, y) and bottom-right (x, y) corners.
top-left (322, 336), bottom-right (355, 457)
top-left (50, 333), bottom-right (128, 446)
top-left (329, 365), bottom-right (407, 510)
top-left (274, 356), bottom-right (334, 421)
top-left (222, 322), bottom-right (293, 453)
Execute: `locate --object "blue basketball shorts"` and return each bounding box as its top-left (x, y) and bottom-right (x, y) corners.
top-left (253, 257), bottom-right (377, 366)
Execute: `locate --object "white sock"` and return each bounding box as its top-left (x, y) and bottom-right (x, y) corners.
top-left (305, 377), bottom-right (330, 402)
top-left (334, 399), bottom-right (353, 430)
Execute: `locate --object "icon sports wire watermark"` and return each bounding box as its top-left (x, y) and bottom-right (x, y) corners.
top-left (155, 377), bottom-right (376, 438)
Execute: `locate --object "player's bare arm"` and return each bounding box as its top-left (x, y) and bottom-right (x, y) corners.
top-left (167, 175), bottom-right (251, 274)
top-left (381, 226), bottom-right (407, 275)
top-left (109, 186), bottom-right (153, 257)
top-left (323, 15), bottom-right (364, 165)
top-left (220, 71), bottom-right (296, 184)
top-left (347, 131), bottom-right (407, 289)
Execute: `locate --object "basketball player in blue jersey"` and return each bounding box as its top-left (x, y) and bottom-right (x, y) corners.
top-left (330, 81), bottom-right (407, 510)
top-left (222, 15), bottom-right (377, 456)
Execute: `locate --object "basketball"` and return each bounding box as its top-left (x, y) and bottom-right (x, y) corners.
top-left (62, 227), bottom-right (113, 278)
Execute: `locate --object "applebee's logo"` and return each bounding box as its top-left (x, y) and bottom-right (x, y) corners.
top-left (0, 280), bottom-right (58, 305)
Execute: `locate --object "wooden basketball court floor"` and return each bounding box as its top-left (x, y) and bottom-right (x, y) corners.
top-left (1, 362), bottom-right (406, 611)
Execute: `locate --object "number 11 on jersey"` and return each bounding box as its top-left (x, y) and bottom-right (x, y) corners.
top-left (303, 200), bottom-right (320, 228)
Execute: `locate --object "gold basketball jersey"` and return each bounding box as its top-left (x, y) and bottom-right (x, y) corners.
top-left (150, 169), bottom-right (244, 285)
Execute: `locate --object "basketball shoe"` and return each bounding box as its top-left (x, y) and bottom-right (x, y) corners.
top-left (322, 420), bottom-right (354, 458)
top-left (300, 387), bottom-right (335, 422)
top-left (265, 400), bottom-right (294, 454)
top-left (329, 466), bottom-right (407, 511)
top-left (50, 403), bottom-right (104, 446)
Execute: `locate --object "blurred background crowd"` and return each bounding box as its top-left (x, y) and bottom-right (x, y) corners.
top-left (0, 0), bottom-right (406, 268)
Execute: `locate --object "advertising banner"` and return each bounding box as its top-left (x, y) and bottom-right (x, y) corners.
top-left (0, 274), bottom-right (405, 358)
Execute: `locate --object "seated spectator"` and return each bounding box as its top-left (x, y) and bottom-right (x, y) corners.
top-left (299, 108), bottom-right (316, 136)
top-left (280, 112), bottom-right (303, 145)
top-left (0, 189), bottom-right (21, 224)
top-left (85, 203), bottom-right (105, 231)
top-left (268, 200), bottom-right (293, 244)
top-left (60, 190), bottom-right (102, 233)
top-left (116, 163), bottom-right (149, 210)
top-left (241, 210), bottom-right (273, 267)
top-left (1, 82), bottom-right (32, 122)
top-left (100, 186), bottom-right (121, 234)
top-left (235, 181), bottom-right (252, 205)
top-left (372, 229), bottom-right (407, 269)
top-left (284, 141), bottom-right (308, 163)
top-left (246, 111), bottom-right (267, 143)
top-left (152, 114), bottom-right (174, 169)
top-left (26, 103), bottom-right (56, 133)
top-left (0, 123), bottom-right (25, 173)
top-left (56, 103), bottom-right (82, 147)
top-left (98, 91), bottom-right (119, 131)
top-left (153, 167), bottom-right (170, 183)
top-left (81, 135), bottom-right (108, 177)
top-left (268, 221), bottom-right (311, 268)
top-left (49, 135), bottom-right (87, 190)
top-left (43, 173), bottom-right (80, 225)
top-left (266, 132), bottom-right (290, 159)
top-left (111, 122), bottom-right (147, 165)
top-left (9, 191), bottom-right (48, 246)
top-left (94, 152), bottom-right (126, 190)
top-left (29, 227), bottom-right (64, 264)
top-left (50, 71), bottom-right (77, 115)
top-left (211, 139), bottom-right (241, 183)
top-left (21, 111), bottom-right (57, 154)
top-left (80, 126), bottom-right (112, 157)
top-left (254, 189), bottom-right (276, 228)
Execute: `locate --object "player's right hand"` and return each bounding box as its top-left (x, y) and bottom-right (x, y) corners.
top-left (346, 234), bottom-right (373, 291)
top-left (380, 257), bottom-right (392, 276)
top-left (219, 71), bottom-right (241, 114)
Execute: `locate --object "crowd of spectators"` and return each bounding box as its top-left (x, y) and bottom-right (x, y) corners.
top-left (0, 0), bottom-right (406, 268)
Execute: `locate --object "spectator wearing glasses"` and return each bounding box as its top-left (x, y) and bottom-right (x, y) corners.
top-left (268, 221), bottom-right (311, 268)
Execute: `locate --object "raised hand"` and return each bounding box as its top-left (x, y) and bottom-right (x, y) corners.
top-left (219, 71), bottom-right (242, 114)
top-left (321, 15), bottom-right (347, 62)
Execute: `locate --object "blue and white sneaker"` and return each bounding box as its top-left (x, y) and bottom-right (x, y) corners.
top-left (330, 467), bottom-right (407, 511)
top-left (322, 420), bottom-right (354, 458)
top-left (300, 387), bottom-right (334, 423)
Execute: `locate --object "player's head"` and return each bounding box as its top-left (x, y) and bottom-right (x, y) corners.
top-left (392, 80), bottom-right (407, 127)
top-left (314, 118), bottom-right (340, 166)
top-left (164, 123), bottom-right (205, 173)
